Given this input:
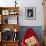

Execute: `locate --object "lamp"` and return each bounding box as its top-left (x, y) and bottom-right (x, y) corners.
top-left (13, 28), bottom-right (18, 41)
top-left (15, 0), bottom-right (17, 7)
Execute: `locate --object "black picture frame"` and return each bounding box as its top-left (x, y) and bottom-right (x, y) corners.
top-left (25, 7), bottom-right (36, 20)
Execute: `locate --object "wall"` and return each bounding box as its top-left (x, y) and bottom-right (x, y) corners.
top-left (18, 0), bottom-right (44, 26)
top-left (43, 0), bottom-right (46, 26)
top-left (0, 0), bottom-right (44, 26)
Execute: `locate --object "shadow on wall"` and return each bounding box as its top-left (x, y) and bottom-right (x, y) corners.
top-left (18, 26), bottom-right (44, 44)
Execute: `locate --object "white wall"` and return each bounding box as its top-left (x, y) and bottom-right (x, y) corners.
top-left (18, 0), bottom-right (44, 26)
top-left (0, 0), bottom-right (44, 26)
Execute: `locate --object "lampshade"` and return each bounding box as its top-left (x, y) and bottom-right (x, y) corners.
top-left (13, 28), bottom-right (17, 32)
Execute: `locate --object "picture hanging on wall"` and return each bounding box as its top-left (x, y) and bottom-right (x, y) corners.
top-left (25, 7), bottom-right (36, 20)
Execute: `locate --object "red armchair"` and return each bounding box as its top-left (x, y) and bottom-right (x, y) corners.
top-left (21, 28), bottom-right (41, 46)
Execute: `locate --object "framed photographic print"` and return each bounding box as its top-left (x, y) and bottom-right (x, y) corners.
top-left (2, 10), bottom-right (9, 15)
top-left (25, 7), bottom-right (36, 20)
